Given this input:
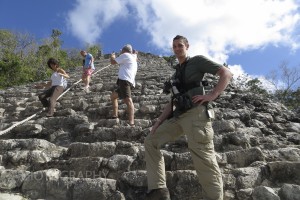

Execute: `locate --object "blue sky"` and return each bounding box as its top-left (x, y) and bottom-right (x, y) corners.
top-left (1, 0), bottom-right (300, 87)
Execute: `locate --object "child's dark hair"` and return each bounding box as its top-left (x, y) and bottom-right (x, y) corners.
top-left (47, 58), bottom-right (59, 69)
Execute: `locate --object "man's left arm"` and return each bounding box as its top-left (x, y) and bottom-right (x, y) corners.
top-left (58, 69), bottom-right (70, 78)
top-left (110, 53), bottom-right (118, 65)
top-left (88, 54), bottom-right (94, 68)
top-left (133, 50), bottom-right (138, 61)
top-left (209, 66), bottom-right (233, 100)
top-left (91, 55), bottom-right (94, 64)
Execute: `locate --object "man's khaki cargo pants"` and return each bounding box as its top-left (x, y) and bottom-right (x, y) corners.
top-left (145, 105), bottom-right (223, 200)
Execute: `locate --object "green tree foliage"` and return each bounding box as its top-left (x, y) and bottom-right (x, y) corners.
top-left (232, 61), bottom-right (300, 111)
top-left (51, 29), bottom-right (62, 49)
top-left (289, 87), bottom-right (300, 111)
top-left (162, 55), bottom-right (177, 67)
top-left (86, 44), bottom-right (102, 59)
top-left (0, 30), bottom-right (39, 87)
top-left (274, 88), bottom-right (300, 110)
top-left (245, 78), bottom-right (269, 97)
top-left (65, 48), bottom-right (84, 67)
top-left (0, 29), bottom-right (87, 89)
top-left (0, 30), bottom-right (17, 60)
top-left (266, 62), bottom-right (300, 110)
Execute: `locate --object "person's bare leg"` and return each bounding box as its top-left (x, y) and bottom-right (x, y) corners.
top-left (124, 97), bottom-right (134, 125)
top-left (86, 75), bottom-right (91, 88)
top-left (110, 91), bottom-right (119, 117)
top-left (82, 74), bottom-right (87, 88)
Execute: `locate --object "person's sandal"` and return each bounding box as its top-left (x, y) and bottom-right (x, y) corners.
top-left (126, 123), bottom-right (135, 127)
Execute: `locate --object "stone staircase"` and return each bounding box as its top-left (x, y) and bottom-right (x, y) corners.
top-left (0, 53), bottom-right (300, 200)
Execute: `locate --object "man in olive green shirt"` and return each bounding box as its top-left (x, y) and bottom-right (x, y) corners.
top-left (145, 35), bottom-right (233, 200)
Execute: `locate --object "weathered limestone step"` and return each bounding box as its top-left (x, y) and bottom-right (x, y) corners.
top-left (263, 147), bottom-right (300, 162)
top-left (225, 161), bottom-right (300, 193)
top-left (0, 139), bottom-right (64, 153)
top-left (0, 57), bottom-right (171, 127)
top-left (0, 192), bottom-right (28, 200)
top-left (220, 147), bottom-right (265, 168)
top-left (0, 169), bottom-right (30, 190)
top-left (1, 54), bottom-right (300, 199)
top-left (266, 161), bottom-right (300, 185)
top-left (4, 114), bottom-right (153, 144)
top-left (73, 125), bottom-right (145, 143)
top-left (33, 155), bottom-right (136, 180)
top-left (20, 169), bottom-right (122, 200)
top-left (66, 141), bottom-right (141, 158)
top-left (0, 139), bottom-right (66, 170)
top-left (119, 170), bottom-right (203, 200)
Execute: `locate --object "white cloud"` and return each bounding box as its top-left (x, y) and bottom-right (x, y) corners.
top-left (66, 0), bottom-right (300, 64)
top-left (228, 64), bottom-right (246, 79)
top-left (66, 0), bottom-right (127, 45)
top-left (228, 64), bottom-right (278, 92)
top-left (132, 0), bottom-right (300, 63)
top-left (253, 75), bottom-right (277, 92)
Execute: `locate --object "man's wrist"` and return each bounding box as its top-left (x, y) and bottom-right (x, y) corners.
top-left (211, 91), bottom-right (220, 99)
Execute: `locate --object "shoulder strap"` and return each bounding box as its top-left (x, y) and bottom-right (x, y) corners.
top-left (175, 57), bottom-right (190, 93)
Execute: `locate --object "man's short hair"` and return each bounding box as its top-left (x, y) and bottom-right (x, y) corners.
top-left (122, 44), bottom-right (133, 53)
top-left (173, 35), bottom-right (189, 46)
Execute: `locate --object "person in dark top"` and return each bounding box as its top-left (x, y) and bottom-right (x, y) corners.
top-left (144, 35), bottom-right (233, 200)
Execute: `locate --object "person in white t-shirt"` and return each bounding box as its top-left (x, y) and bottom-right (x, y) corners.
top-left (35, 58), bottom-right (69, 117)
top-left (110, 44), bottom-right (138, 126)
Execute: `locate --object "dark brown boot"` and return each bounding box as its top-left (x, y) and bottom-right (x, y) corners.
top-left (145, 188), bottom-right (171, 200)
